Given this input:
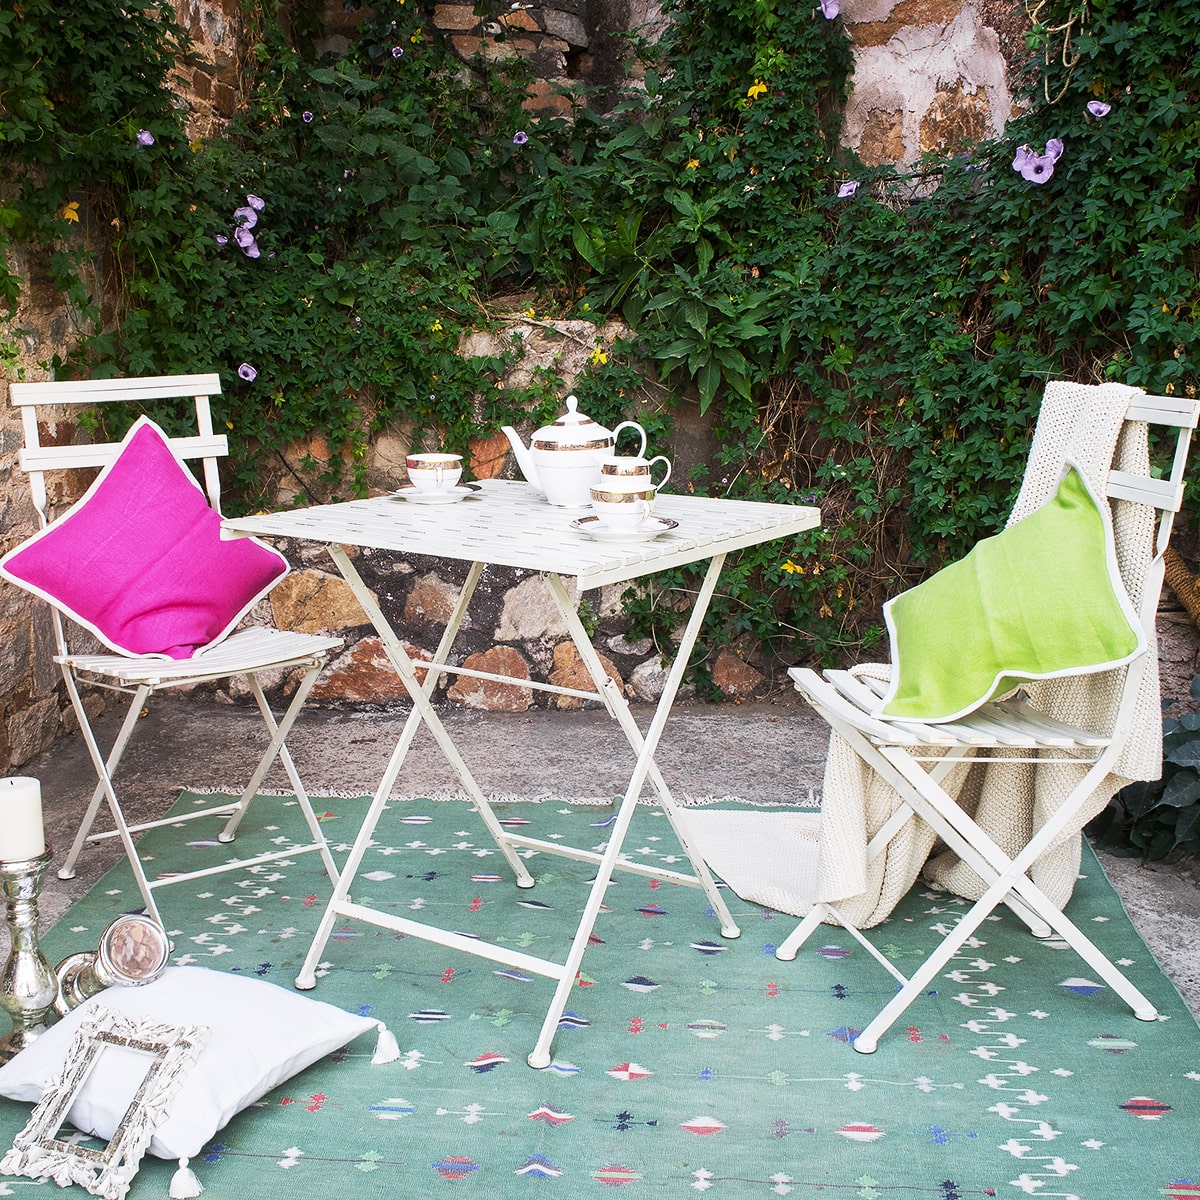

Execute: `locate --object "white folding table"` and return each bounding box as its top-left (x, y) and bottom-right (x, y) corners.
top-left (223, 479), bottom-right (819, 1066)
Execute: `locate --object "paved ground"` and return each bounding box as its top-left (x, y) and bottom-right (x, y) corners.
top-left (18, 690), bottom-right (1200, 1019)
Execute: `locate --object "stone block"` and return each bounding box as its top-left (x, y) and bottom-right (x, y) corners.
top-left (607, 631), bottom-right (653, 658)
top-left (433, 4), bottom-right (480, 32)
top-left (449, 35), bottom-right (484, 58)
top-left (521, 78), bottom-right (579, 118)
top-left (711, 648), bottom-right (764, 698)
top-left (919, 80), bottom-right (990, 155)
top-left (469, 429), bottom-right (511, 480)
top-left (404, 571), bottom-right (465, 627)
top-left (548, 641), bottom-right (622, 709)
top-left (628, 655), bottom-right (668, 702)
top-left (447, 645), bottom-right (533, 710)
top-left (270, 568), bottom-right (372, 634)
top-left (858, 107), bottom-right (905, 167)
top-left (542, 9), bottom-right (588, 46)
top-left (4, 695), bottom-right (61, 768)
top-left (495, 574), bottom-right (578, 642)
top-left (371, 429), bottom-right (411, 491)
top-left (502, 9), bottom-right (541, 31)
top-left (311, 636), bottom-right (431, 702)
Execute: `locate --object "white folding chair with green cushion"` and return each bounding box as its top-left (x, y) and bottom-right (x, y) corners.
top-left (1, 374), bottom-right (343, 924)
top-left (691, 381), bottom-right (1197, 1053)
top-left (782, 382), bottom-right (1198, 1052)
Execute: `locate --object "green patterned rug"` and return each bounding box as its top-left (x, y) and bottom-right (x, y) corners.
top-left (6, 791), bottom-right (1200, 1199)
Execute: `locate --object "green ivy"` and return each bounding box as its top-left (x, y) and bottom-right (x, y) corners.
top-left (3, 0), bottom-right (1198, 679)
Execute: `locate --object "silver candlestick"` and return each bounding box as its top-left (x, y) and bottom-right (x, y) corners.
top-left (0, 849), bottom-right (58, 1063)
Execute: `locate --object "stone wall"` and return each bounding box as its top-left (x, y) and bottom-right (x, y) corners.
top-left (5, 0), bottom-right (1199, 769)
top-left (838, 0), bottom-right (1029, 169)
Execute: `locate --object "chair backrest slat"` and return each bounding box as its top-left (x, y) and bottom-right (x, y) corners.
top-left (9, 373), bottom-right (226, 515)
top-left (9, 373), bottom-right (222, 406)
top-left (1106, 470), bottom-right (1185, 512)
top-left (1124, 392), bottom-right (1200, 428)
top-left (20, 435), bottom-right (229, 475)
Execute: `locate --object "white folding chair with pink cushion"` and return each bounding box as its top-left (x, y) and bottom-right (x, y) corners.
top-left (2, 374), bottom-right (343, 923)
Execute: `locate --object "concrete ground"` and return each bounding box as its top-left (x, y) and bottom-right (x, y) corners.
top-left (16, 690), bottom-right (1200, 1020)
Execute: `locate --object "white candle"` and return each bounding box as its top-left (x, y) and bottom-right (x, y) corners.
top-left (0, 777), bottom-right (45, 862)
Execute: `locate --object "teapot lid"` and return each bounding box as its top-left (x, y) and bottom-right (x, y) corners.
top-left (532, 395), bottom-right (613, 450)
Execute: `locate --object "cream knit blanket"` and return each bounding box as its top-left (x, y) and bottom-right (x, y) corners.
top-left (686, 381), bottom-right (1160, 927)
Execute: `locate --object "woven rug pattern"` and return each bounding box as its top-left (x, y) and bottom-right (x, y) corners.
top-left (7, 792), bottom-right (1200, 1199)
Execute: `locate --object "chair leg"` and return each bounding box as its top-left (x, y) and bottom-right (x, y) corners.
top-left (774, 905), bottom-right (828, 961)
top-left (217, 665), bottom-right (340, 886)
top-left (56, 673), bottom-right (164, 924)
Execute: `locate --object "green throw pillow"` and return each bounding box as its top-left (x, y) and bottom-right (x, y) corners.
top-left (877, 462), bottom-right (1144, 724)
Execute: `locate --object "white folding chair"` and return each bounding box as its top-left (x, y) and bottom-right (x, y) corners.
top-left (5, 374), bottom-right (344, 924)
top-left (777, 386), bottom-right (1198, 1053)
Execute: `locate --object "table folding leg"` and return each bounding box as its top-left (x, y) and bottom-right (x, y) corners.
top-left (293, 544), bottom-right (742, 1068)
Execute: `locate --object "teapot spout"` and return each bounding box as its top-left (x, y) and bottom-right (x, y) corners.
top-left (501, 425), bottom-right (540, 489)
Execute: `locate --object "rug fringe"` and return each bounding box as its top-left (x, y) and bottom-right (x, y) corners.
top-left (182, 786), bottom-right (822, 808)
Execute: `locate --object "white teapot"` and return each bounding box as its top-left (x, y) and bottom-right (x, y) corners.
top-left (502, 395), bottom-right (646, 507)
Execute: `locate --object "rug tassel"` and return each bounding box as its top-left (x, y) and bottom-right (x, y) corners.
top-left (169, 1158), bottom-right (203, 1198)
top-left (372, 1021), bottom-right (400, 1064)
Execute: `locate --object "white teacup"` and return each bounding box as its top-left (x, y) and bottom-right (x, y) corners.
top-left (407, 452), bottom-right (463, 493)
top-left (597, 453), bottom-right (672, 496)
top-left (589, 492), bottom-right (652, 530)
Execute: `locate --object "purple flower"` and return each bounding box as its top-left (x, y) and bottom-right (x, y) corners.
top-left (1020, 152), bottom-right (1057, 183)
top-left (391, 45), bottom-right (404, 58)
top-left (837, 179), bottom-right (859, 198)
top-left (512, 131), bottom-right (529, 146)
top-left (302, 110), bottom-right (314, 123)
top-left (1013, 140), bottom-right (1062, 184)
top-left (233, 225), bottom-right (261, 258)
top-left (136, 129), bottom-right (155, 146)
top-left (215, 234), bottom-right (229, 246)
top-left (819, 0), bottom-right (839, 16)
top-left (237, 363), bottom-right (258, 383)
top-left (246, 194), bottom-right (265, 211)
top-left (233, 206), bottom-right (258, 229)
top-left (1087, 100), bottom-right (1111, 118)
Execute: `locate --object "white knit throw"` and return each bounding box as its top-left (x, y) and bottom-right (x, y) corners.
top-left (685, 381), bottom-right (1160, 927)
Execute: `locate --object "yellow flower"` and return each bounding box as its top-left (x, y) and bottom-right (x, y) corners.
top-left (685, 158), bottom-right (700, 171)
top-left (780, 560), bottom-right (804, 574)
top-left (590, 347), bottom-right (608, 366)
top-left (61, 201), bottom-right (80, 224)
top-left (747, 79), bottom-right (768, 101)
top-left (524, 306), bottom-right (536, 318)
top-left (190, 137), bottom-right (204, 153)
top-left (430, 318), bottom-right (443, 332)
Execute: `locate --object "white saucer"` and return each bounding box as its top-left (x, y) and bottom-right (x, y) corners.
top-left (570, 515), bottom-right (679, 542)
top-left (392, 482), bottom-right (482, 504)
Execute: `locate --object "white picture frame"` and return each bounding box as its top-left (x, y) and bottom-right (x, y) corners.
top-left (0, 1005), bottom-right (208, 1200)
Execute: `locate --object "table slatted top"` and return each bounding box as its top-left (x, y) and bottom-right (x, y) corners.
top-left (223, 480), bottom-right (820, 588)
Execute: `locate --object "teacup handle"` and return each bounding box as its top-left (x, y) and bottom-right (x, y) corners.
top-left (612, 420), bottom-right (647, 458)
top-left (648, 455), bottom-right (671, 491)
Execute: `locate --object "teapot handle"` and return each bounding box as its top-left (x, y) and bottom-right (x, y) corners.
top-left (612, 420), bottom-right (647, 457)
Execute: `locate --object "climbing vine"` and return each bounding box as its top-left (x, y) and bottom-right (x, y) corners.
top-left (2, 0), bottom-right (1197, 679)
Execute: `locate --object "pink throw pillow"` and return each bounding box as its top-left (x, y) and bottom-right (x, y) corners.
top-left (0, 416), bottom-right (288, 659)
